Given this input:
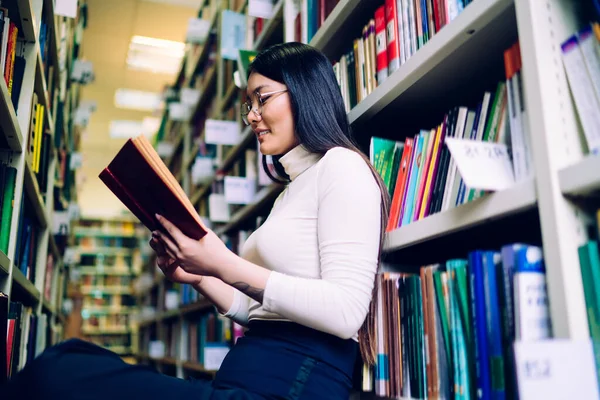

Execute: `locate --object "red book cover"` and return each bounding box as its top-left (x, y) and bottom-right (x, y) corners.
top-left (386, 138), bottom-right (414, 231)
top-left (385, 0), bottom-right (401, 74)
top-left (375, 6), bottom-right (388, 85)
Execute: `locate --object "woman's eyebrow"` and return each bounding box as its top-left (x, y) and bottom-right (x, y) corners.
top-left (246, 84), bottom-right (268, 97)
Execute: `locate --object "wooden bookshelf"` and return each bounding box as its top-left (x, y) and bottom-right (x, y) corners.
top-left (136, 0), bottom-right (600, 395)
top-left (23, 160), bottom-right (49, 229)
top-left (385, 179), bottom-right (537, 252)
top-left (0, 252), bottom-right (10, 275)
top-left (559, 155), bottom-right (600, 197)
top-left (0, 78), bottom-right (24, 151)
top-left (347, 0), bottom-right (515, 126)
top-left (253, 0), bottom-right (284, 51)
top-left (16, 0), bottom-right (37, 43)
top-left (12, 267), bottom-right (41, 305)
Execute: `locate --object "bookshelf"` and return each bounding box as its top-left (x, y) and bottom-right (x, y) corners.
top-left (70, 217), bottom-right (145, 357)
top-left (131, 0), bottom-right (600, 397)
top-left (0, 0), bottom-right (86, 380)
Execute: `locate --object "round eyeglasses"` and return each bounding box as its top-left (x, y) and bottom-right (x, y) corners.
top-left (241, 89), bottom-right (288, 125)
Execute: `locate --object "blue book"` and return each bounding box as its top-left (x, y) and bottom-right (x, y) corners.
top-left (401, 134), bottom-right (424, 226)
top-left (468, 251), bottom-right (492, 399)
top-left (483, 251), bottom-right (505, 400)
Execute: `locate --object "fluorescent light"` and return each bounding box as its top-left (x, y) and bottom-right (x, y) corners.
top-left (115, 89), bottom-right (162, 112)
top-left (110, 118), bottom-right (160, 139)
top-left (126, 35), bottom-right (185, 75)
top-left (141, 0), bottom-right (202, 7)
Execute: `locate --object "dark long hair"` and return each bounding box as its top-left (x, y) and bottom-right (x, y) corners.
top-left (248, 42), bottom-right (390, 365)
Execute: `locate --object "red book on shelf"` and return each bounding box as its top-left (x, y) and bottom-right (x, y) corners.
top-left (99, 135), bottom-right (208, 240)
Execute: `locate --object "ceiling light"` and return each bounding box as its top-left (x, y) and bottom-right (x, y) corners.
top-left (115, 89), bottom-right (162, 112)
top-left (126, 35), bottom-right (185, 75)
top-left (109, 118), bottom-right (160, 139)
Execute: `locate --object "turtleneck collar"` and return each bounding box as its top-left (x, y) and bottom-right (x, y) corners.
top-left (278, 145), bottom-right (322, 181)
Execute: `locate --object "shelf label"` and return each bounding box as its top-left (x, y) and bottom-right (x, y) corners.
top-left (186, 18), bottom-right (211, 44)
top-left (205, 119), bottom-right (241, 145)
top-left (56, 0), bottom-right (78, 18)
top-left (224, 176), bottom-right (256, 205)
top-left (248, 0), bottom-right (275, 19)
top-left (514, 339), bottom-right (599, 400)
top-left (445, 138), bottom-right (515, 191)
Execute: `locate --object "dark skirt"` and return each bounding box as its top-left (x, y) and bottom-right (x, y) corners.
top-left (1, 320), bottom-right (359, 400)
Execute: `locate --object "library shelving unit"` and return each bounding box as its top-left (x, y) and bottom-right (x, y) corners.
top-left (0, 0), bottom-right (86, 379)
top-left (69, 216), bottom-right (145, 358)
top-left (137, 0), bottom-right (600, 397)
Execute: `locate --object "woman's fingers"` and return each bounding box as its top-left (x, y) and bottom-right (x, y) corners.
top-left (155, 214), bottom-right (186, 245)
top-left (155, 230), bottom-right (179, 259)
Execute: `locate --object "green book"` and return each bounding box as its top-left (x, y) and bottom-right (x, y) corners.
top-left (0, 167), bottom-right (17, 254)
top-left (236, 49), bottom-right (258, 89)
top-left (578, 241), bottom-right (600, 339)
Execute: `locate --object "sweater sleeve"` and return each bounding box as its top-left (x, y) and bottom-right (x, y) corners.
top-left (262, 148), bottom-right (381, 339)
top-left (223, 288), bottom-right (250, 326)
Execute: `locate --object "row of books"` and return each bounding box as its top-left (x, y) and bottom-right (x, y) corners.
top-left (0, 6), bottom-right (25, 111)
top-left (332, 0), bottom-right (472, 112)
top-left (0, 163), bottom-right (17, 255)
top-left (561, 22), bottom-right (600, 155)
top-left (369, 243), bottom-right (551, 399)
top-left (27, 94), bottom-right (53, 190)
top-left (577, 209), bottom-right (600, 386)
top-left (290, 0), bottom-right (340, 44)
top-left (1, 296), bottom-right (50, 381)
top-left (369, 41), bottom-right (532, 231)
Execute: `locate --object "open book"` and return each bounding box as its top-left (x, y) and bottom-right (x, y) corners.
top-left (99, 135), bottom-right (208, 240)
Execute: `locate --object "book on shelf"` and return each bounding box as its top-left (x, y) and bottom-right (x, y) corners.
top-left (369, 243), bottom-right (551, 399)
top-left (99, 135), bottom-right (208, 241)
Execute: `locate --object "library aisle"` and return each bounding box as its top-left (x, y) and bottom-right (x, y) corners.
top-left (1, 0), bottom-right (600, 399)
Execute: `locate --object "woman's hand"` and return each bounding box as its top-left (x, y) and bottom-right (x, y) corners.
top-left (149, 236), bottom-right (203, 286)
top-left (152, 214), bottom-right (236, 279)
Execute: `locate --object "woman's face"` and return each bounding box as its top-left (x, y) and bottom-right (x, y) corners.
top-left (246, 72), bottom-right (297, 156)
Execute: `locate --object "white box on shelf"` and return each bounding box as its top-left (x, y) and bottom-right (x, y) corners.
top-left (203, 344), bottom-right (230, 371)
top-left (224, 176), bottom-right (256, 205)
top-left (208, 194), bottom-right (231, 222)
top-left (205, 119), bottom-right (241, 145)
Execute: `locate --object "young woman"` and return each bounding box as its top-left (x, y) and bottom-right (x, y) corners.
top-left (2, 42), bottom-right (389, 400)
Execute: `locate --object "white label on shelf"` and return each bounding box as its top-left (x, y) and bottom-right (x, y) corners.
top-left (208, 194), bottom-right (231, 222)
top-left (445, 138), bottom-right (515, 191)
top-left (186, 18), bottom-right (211, 44)
top-left (203, 344), bottom-right (230, 370)
top-left (68, 202), bottom-right (80, 220)
top-left (224, 176), bottom-right (256, 205)
top-left (55, 0), bottom-right (78, 18)
top-left (514, 339), bottom-right (599, 400)
top-left (156, 141), bottom-right (175, 158)
top-left (70, 152), bottom-right (83, 170)
top-left (191, 157), bottom-right (214, 185)
top-left (180, 88), bottom-right (201, 107)
top-left (53, 211), bottom-right (70, 235)
top-left (248, 0), bottom-right (275, 19)
top-left (205, 119), bottom-right (241, 145)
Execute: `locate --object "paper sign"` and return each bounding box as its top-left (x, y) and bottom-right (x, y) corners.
top-left (248, 0), bottom-right (275, 18)
top-left (224, 176), bottom-right (256, 205)
top-left (56, 0), bottom-right (79, 18)
top-left (156, 141), bottom-right (175, 158)
top-left (445, 138), bottom-right (515, 191)
top-left (208, 194), bottom-right (231, 222)
top-left (53, 211), bottom-right (70, 235)
top-left (220, 10), bottom-right (247, 61)
top-left (514, 339), bottom-right (599, 400)
top-left (205, 119), bottom-right (241, 145)
top-left (180, 88), bottom-right (201, 107)
top-left (70, 152), bottom-right (83, 170)
top-left (186, 18), bottom-right (211, 44)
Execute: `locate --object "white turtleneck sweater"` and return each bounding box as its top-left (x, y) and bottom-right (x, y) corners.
top-left (224, 145), bottom-right (382, 340)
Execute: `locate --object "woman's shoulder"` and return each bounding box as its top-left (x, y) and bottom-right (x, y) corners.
top-left (320, 146), bottom-right (368, 168)
top-left (317, 147), bottom-right (379, 188)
